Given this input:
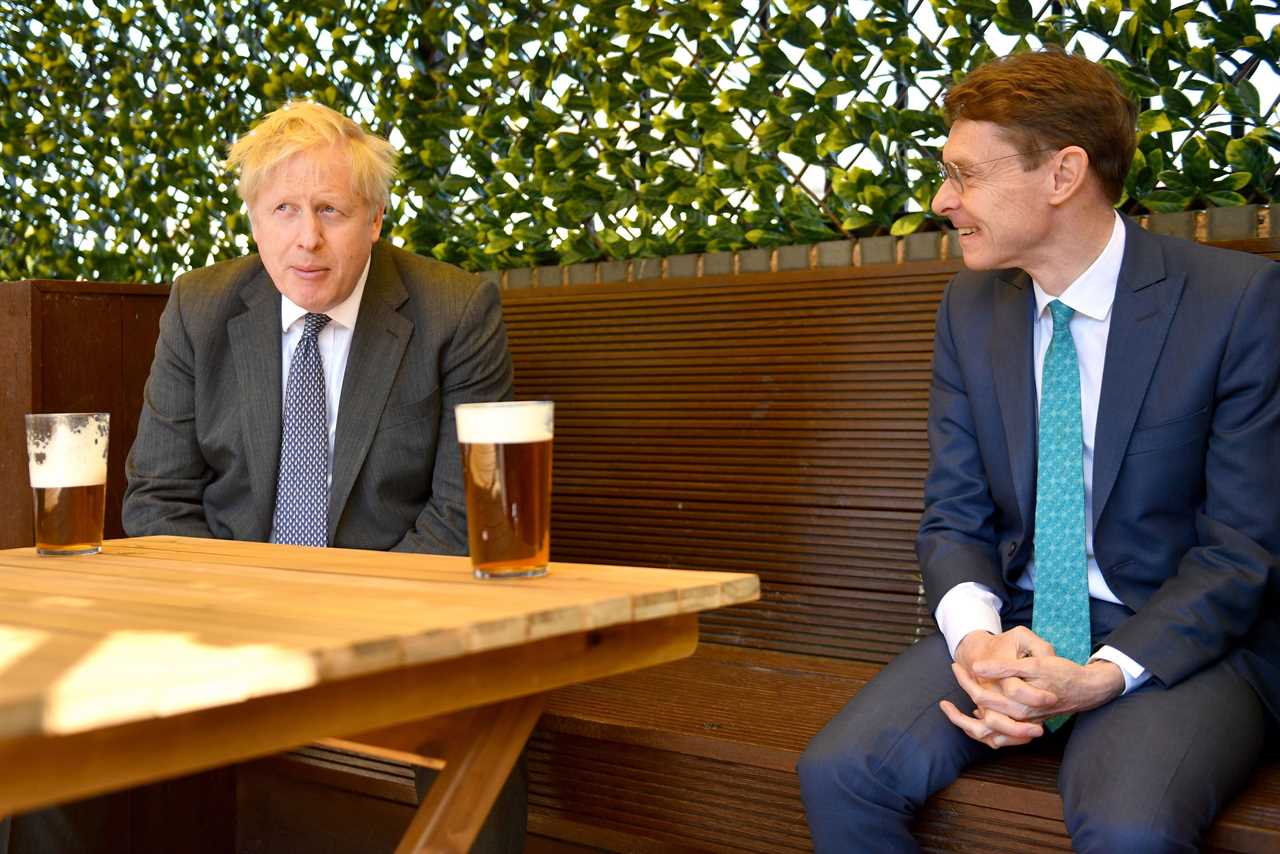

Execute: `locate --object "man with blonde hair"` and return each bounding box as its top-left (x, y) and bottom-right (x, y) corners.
top-left (124, 100), bottom-right (515, 559)
top-left (9, 102), bottom-right (522, 853)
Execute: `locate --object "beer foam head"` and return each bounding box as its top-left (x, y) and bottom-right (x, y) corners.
top-left (456, 401), bottom-right (553, 444)
top-left (26, 413), bottom-right (109, 488)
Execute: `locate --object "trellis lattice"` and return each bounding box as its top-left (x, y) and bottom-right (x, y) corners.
top-left (2, 0), bottom-right (1278, 281)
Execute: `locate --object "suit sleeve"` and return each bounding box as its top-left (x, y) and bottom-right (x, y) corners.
top-left (392, 279), bottom-right (514, 554)
top-left (1105, 261), bottom-right (1280, 687)
top-left (918, 280), bottom-right (1009, 614)
top-left (122, 281), bottom-right (216, 538)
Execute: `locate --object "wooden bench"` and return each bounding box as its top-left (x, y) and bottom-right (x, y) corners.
top-left (13, 247), bottom-right (1272, 850)
top-left (491, 246), bottom-right (1280, 853)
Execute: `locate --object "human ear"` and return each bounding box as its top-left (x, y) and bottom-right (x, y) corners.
top-left (1047, 146), bottom-right (1090, 205)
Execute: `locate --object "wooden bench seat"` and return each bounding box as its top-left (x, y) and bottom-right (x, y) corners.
top-left (242, 237), bottom-right (1280, 851)
top-left (496, 246), bottom-right (1280, 852)
top-left (529, 644), bottom-right (1280, 853)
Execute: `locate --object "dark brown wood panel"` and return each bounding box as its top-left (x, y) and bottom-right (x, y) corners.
top-left (7, 281), bottom-right (170, 547)
top-left (0, 280), bottom-right (169, 547)
top-left (0, 283), bottom-right (36, 549)
top-left (38, 290), bottom-right (129, 539)
top-left (502, 267), bottom-right (955, 662)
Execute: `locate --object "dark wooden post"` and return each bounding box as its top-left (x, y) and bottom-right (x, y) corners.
top-left (0, 280), bottom-right (170, 549)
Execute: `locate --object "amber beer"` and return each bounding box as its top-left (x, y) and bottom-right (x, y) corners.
top-left (25, 413), bottom-right (109, 556)
top-left (456, 401), bottom-right (553, 578)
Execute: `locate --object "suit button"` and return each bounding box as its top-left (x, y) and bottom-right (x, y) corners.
top-left (1007, 542), bottom-right (1018, 557)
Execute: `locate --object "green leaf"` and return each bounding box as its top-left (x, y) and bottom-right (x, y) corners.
top-left (1156, 170), bottom-right (1195, 194)
top-left (1181, 139), bottom-right (1214, 189)
top-left (1140, 190), bottom-right (1192, 213)
top-left (1185, 47), bottom-right (1218, 77)
top-left (815, 78), bottom-right (858, 100)
top-left (1215, 172), bottom-right (1253, 191)
top-left (1101, 61), bottom-right (1160, 98)
top-left (1137, 110), bottom-right (1173, 136)
top-left (1204, 190), bottom-right (1248, 208)
top-left (675, 73), bottom-right (714, 103)
top-left (1159, 86), bottom-right (1193, 118)
top-left (840, 211), bottom-right (874, 231)
top-left (1226, 136), bottom-right (1274, 182)
top-left (889, 212), bottom-right (926, 236)
top-left (1220, 81), bottom-right (1261, 118)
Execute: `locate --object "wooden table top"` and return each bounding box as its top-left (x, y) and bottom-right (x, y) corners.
top-left (0, 536), bottom-right (759, 741)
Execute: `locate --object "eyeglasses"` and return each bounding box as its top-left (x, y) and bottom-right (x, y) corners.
top-left (933, 149), bottom-right (1057, 194)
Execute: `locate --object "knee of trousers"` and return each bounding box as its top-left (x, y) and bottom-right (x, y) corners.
top-left (1066, 799), bottom-right (1200, 854)
top-left (797, 737), bottom-right (887, 813)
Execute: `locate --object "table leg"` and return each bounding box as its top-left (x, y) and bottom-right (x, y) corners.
top-left (346, 693), bottom-right (545, 854)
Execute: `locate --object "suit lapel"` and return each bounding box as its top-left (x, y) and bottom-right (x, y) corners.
top-left (227, 266), bottom-right (283, 539)
top-left (328, 245), bottom-right (412, 540)
top-left (1092, 219), bottom-right (1184, 527)
top-left (991, 270), bottom-right (1038, 533)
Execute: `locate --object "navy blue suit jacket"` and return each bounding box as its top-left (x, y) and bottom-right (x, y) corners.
top-left (917, 216), bottom-right (1280, 721)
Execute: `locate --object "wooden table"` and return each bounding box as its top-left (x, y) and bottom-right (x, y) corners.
top-left (0, 536), bottom-right (758, 852)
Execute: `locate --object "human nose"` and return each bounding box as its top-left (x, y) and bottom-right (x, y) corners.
top-left (296, 210), bottom-right (323, 250)
top-left (932, 177), bottom-right (959, 217)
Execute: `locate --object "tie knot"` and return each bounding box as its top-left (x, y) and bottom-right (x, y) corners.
top-left (1048, 299), bottom-right (1074, 331)
top-left (302, 313), bottom-right (331, 340)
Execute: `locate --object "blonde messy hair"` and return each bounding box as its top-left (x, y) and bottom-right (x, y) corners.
top-left (225, 101), bottom-right (397, 213)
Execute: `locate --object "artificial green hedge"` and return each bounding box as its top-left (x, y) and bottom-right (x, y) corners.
top-left (3, 0), bottom-right (1278, 281)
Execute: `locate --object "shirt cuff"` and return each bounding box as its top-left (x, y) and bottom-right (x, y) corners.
top-left (1089, 645), bottom-right (1151, 694)
top-left (934, 582), bottom-right (1003, 660)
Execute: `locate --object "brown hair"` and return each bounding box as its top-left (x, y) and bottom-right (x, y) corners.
top-left (943, 49), bottom-right (1138, 203)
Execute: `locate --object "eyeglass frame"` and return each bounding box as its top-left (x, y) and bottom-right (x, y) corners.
top-left (933, 148), bottom-right (1059, 194)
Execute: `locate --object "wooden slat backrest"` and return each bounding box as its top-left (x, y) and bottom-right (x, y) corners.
top-left (503, 239), bottom-right (1280, 666)
top-left (502, 261), bottom-right (962, 664)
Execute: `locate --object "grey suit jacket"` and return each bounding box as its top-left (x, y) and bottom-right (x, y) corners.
top-left (917, 217), bottom-right (1280, 719)
top-left (123, 242), bottom-right (514, 554)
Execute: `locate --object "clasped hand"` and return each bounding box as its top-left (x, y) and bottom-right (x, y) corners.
top-left (938, 627), bottom-right (1124, 749)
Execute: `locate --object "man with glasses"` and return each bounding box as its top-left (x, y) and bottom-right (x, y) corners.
top-left (799, 49), bottom-right (1280, 852)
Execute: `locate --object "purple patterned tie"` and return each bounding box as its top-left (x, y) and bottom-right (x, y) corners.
top-left (272, 312), bottom-right (331, 546)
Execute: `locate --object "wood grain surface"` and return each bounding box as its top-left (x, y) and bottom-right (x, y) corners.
top-left (0, 535), bottom-right (758, 742)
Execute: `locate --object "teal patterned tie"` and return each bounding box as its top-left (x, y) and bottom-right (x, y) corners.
top-left (1032, 300), bottom-right (1091, 731)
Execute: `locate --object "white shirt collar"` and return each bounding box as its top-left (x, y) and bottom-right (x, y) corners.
top-left (279, 255), bottom-right (371, 332)
top-left (1031, 210), bottom-right (1125, 323)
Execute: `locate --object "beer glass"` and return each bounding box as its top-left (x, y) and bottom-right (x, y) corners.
top-left (25, 413), bottom-right (109, 556)
top-left (456, 401), bottom-right (553, 579)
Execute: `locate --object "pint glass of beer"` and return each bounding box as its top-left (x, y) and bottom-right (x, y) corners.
top-left (25, 413), bottom-right (109, 556)
top-left (456, 401), bottom-right (553, 579)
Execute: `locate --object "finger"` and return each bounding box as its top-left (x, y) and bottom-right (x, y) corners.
top-left (951, 663), bottom-right (1008, 709)
top-left (1010, 626), bottom-right (1055, 658)
top-left (989, 732), bottom-right (1035, 749)
top-left (972, 657), bottom-right (1041, 681)
top-left (939, 699), bottom-right (992, 744)
top-left (997, 676), bottom-right (1058, 709)
top-left (940, 702), bottom-right (1038, 749)
top-left (970, 705), bottom-right (1044, 741)
top-left (957, 662), bottom-right (1058, 717)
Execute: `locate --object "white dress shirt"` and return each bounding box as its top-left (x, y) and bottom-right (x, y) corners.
top-left (934, 211), bottom-right (1150, 693)
top-left (277, 257), bottom-right (370, 490)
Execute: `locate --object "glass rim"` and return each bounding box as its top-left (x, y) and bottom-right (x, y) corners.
top-left (25, 412), bottom-right (111, 420)
top-left (455, 400), bottom-right (552, 411)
